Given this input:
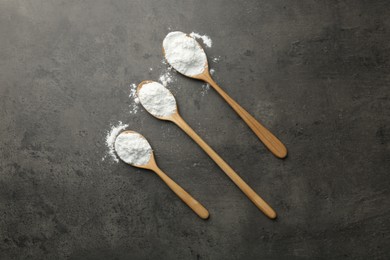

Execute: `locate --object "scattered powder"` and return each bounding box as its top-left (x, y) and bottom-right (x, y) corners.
top-left (114, 131), bottom-right (152, 166)
top-left (163, 31), bottom-right (207, 76)
top-left (138, 82), bottom-right (177, 118)
top-left (129, 83), bottom-right (140, 114)
top-left (201, 83), bottom-right (210, 96)
top-left (201, 69), bottom-right (215, 96)
top-left (104, 121), bottom-right (129, 162)
top-left (189, 32), bottom-right (212, 48)
top-left (159, 70), bottom-right (173, 86)
top-left (158, 63), bottom-right (177, 87)
top-left (212, 57), bottom-right (220, 63)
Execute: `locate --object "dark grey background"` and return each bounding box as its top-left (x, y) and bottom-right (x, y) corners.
top-left (1, 0), bottom-right (389, 259)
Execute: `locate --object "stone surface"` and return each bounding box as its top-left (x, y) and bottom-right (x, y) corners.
top-left (1, 0), bottom-right (389, 259)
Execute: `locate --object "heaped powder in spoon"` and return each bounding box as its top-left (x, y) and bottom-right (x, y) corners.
top-left (138, 82), bottom-right (177, 118)
top-left (114, 131), bottom-right (152, 166)
top-left (163, 31), bottom-right (207, 76)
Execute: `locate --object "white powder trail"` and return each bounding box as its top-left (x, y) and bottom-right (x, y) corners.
top-left (103, 121), bottom-right (129, 162)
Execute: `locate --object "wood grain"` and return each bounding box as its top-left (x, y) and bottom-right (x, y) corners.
top-left (195, 71), bottom-right (288, 159)
top-left (169, 114), bottom-right (277, 219)
top-left (137, 150), bottom-right (209, 220)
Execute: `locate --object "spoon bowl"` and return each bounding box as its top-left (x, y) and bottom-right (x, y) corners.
top-left (162, 32), bottom-right (287, 159)
top-left (115, 130), bottom-right (209, 219)
top-left (137, 80), bottom-right (178, 121)
top-left (114, 130), bottom-right (155, 169)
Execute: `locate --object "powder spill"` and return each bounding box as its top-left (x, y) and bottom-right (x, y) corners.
top-left (201, 69), bottom-right (215, 96)
top-left (138, 82), bottom-right (177, 118)
top-left (129, 83), bottom-right (140, 114)
top-left (201, 83), bottom-right (210, 96)
top-left (114, 131), bottom-right (152, 166)
top-left (189, 32), bottom-right (213, 48)
top-left (159, 73), bottom-right (172, 86)
top-left (163, 31), bottom-right (207, 76)
top-left (159, 68), bottom-right (174, 86)
top-left (104, 121), bottom-right (129, 162)
top-left (212, 56), bottom-right (220, 63)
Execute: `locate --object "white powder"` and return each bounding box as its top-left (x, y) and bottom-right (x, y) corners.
top-left (189, 32), bottom-right (212, 48)
top-left (201, 83), bottom-right (210, 96)
top-left (129, 83), bottom-right (140, 114)
top-left (159, 71), bottom-right (173, 86)
top-left (138, 82), bottom-right (177, 118)
top-left (159, 62), bottom-right (177, 87)
top-left (104, 121), bottom-right (129, 162)
top-left (114, 131), bottom-right (152, 166)
top-left (163, 31), bottom-right (207, 76)
top-left (201, 69), bottom-right (215, 96)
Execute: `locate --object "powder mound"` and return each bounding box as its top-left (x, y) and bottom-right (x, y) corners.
top-left (114, 132), bottom-right (152, 166)
top-left (163, 31), bottom-right (207, 76)
top-left (138, 82), bottom-right (177, 118)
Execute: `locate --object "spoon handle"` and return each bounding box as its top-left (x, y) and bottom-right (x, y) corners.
top-left (201, 74), bottom-right (287, 159)
top-left (171, 114), bottom-right (277, 219)
top-left (152, 166), bottom-right (209, 219)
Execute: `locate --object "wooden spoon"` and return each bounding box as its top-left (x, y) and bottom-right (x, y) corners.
top-left (162, 35), bottom-right (287, 159)
top-left (115, 130), bottom-right (209, 220)
top-left (137, 81), bottom-right (277, 219)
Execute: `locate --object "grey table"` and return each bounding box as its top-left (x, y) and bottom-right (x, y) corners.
top-left (1, 0), bottom-right (389, 259)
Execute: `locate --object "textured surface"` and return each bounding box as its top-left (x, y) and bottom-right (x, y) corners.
top-left (1, 0), bottom-right (390, 259)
